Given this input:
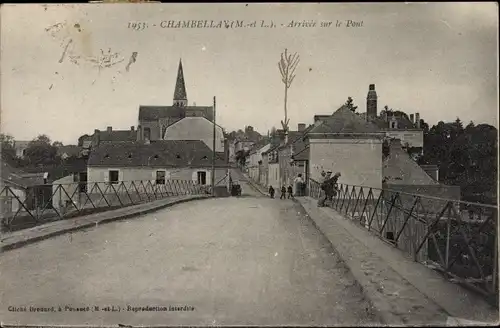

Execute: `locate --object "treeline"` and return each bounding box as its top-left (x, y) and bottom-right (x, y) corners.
top-left (418, 118), bottom-right (497, 205)
top-left (0, 134), bottom-right (66, 168)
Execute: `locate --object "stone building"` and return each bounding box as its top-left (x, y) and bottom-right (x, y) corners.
top-left (137, 59), bottom-right (214, 141)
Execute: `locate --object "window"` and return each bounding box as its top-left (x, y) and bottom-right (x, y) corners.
top-left (109, 170), bottom-right (119, 184)
top-left (144, 127), bottom-right (151, 140)
top-left (156, 170), bottom-right (166, 185)
top-left (197, 171), bottom-right (207, 185)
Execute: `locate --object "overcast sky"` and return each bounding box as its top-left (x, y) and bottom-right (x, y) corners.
top-left (1, 3), bottom-right (498, 144)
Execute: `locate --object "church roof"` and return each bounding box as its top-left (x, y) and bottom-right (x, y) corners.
top-left (88, 140), bottom-right (227, 168)
top-left (173, 59), bottom-right (187, 101)
top-left (138, 105), bottom-right (213, 121)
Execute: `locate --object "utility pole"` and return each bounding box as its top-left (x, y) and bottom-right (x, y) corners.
top-left (211, 96), bottom-right (216, 196)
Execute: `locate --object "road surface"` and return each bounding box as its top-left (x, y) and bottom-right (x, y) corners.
top-left (0, 195), bottom-right (380, 326)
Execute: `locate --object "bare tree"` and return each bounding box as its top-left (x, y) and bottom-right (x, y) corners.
top-left (278, 48), bottom-right (300, 133)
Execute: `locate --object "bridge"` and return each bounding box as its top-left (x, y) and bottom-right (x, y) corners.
top-left (0, 169), bottom-right (498, 326)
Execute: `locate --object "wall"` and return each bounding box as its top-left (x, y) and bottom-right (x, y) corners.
top-left (261, 152), bottom-right (270, 187)
top-left (384, 130), bottom-right (423, 148)
top-left (88, 166), bottom-right (227, 188)
top-left (268, 163), bottom-right (280, 189)
top-left (164, 117), bottom-right (225, 152)
top-left (51, 175), bottom-right (78, 211)
top-left (309, 137), bottom-right (383, 189)
top-left (139, 120), bottom-right (162, 141)
top-left (228, 142), bottom-right (236, 163)
top-left (0, 185), bottom-right (26, 216)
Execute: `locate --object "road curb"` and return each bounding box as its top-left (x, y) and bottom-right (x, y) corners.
top-left (1, 196), bottom-right (213, 253)
top-left (241, 175), bottom-right (268, 196)
top-left (292, 198), bottom-right (451, 325)
top-left (290, 199), bottom-right (390, 325)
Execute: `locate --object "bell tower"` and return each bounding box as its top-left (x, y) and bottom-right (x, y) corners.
top-left (173, 59), bottom-right (188, 107)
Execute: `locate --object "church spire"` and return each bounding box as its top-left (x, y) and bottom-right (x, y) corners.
top-left (173, 59), bottom-right (187, 107)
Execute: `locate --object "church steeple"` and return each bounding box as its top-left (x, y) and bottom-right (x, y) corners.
top-left (173, 59), bottom-right (187, 107)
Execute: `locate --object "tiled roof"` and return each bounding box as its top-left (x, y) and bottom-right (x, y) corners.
top-left (359, 112), bottom-right (419, 130)
top-left (138, 105), bottom-right (213, 121)
top-left (309, 105), bottom-right (381, 134)
top-left (98, 130), bottom-right (138, 142)
top-left (0, 160), bottom-right (45, 188)
top-left (57, 145), bottom-right (82, 157)
top-left (88, 140), bottom-right (227, 167)
top-left (383, 140), bottom-right (437, 185)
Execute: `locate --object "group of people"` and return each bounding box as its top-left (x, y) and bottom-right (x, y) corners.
top-left (267, 174), bottom-right (305, 200)
top-left (265, 171), bottom-right (341, 206)
top-left (317, 171), bottom-right (341, 207)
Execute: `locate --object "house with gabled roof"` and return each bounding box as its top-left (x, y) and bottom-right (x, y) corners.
top-left (304, 104), bottom-right (386, 189)
top-left (360, 84), bottom-right (424, 159)
top-left (247, 138), bottom-right (271, 185)
top-left (87, 140), bottom-right (229, 190)
top-left (1, 160), bottom-right (51, 216)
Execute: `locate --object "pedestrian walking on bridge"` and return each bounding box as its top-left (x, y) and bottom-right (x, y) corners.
top-left (280, 186), bottom-right (286, 199)
top-left (268, 185), bottom-right (275, 198)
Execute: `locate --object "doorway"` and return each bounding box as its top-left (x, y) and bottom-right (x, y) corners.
top-left (197, 171), bottom-right (207, 185)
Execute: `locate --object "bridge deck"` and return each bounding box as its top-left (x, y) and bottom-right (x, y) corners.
top-left (0, 196), bottom-right (379, 326)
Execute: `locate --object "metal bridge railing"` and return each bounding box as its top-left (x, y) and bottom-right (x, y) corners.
top-left (309, 178), bottom-right (498, 302)
top-left (0, 179), bottom-right (210, 232)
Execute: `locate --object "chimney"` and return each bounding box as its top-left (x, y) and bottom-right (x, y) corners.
top-left (131, 126), bottom-right (135, 131)
top-left (107, 126), bottom-right (112, 133)
top-left (410, 114), bottom-right (414, 124)
top-left (136, 125), bottom-right (142, 142)
top-left (366, 84), bottom-right (378, 120)
top-left (92, 129), bottom-right (100, 147)
top-left (415, 113), bottom-right (421, 128)
top-left (298, 123), bottom-right (306, 132)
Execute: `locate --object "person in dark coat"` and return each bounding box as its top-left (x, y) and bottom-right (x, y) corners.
top-left (318, 171), bottom-right (331, 207)
top-left (287, 185), bottom-right (294, 199)
top-left (280, 186), bottom-right (286, 199)
top-left (268, 185), bottom-right (275, 198)
top-left (325, 172), bottom-right (341, 205)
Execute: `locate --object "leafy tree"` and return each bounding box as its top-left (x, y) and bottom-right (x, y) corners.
top-left (52, 141), bottom-right (64, 147)
top-left (345, 97), bottom-right (358, 112)
top-left (24, 134), bottom-right (59, 166)
top-left (0, 133), bottom-right (16, 164)
top-left (419, 120), bottom-right (497, 204)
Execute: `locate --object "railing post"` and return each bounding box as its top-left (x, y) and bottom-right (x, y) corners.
top-left (445, 212), bottom-right (451, 269)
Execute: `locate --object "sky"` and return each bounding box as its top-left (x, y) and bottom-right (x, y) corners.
top-left (1, 3), bottom-right (498, 145)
